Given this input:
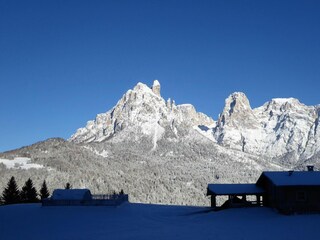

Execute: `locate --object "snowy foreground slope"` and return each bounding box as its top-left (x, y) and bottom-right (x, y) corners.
top-left (0, 203), bottom-right (319, 240)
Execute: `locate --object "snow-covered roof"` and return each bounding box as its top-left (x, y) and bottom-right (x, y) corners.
top-left (51, 189), bottom-right (92, 200)
top-left (207, 184), bottom-right (265, 196)
top-left (258, 171), bottom-right (320, 186)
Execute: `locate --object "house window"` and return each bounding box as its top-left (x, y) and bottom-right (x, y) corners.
top-left (296, 191), bottom-right (306, 201)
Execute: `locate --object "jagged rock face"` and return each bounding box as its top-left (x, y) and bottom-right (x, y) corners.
top-left (213, 92), bottom-right (262, 153)
top-left (254, 98), bottom-right (318, 160)
top-left (70, 80), bottom-right (214, 146)
top-left (217, 92), bottom-right (259, 129)
top-left (210, 94), bottom-right (320, 162)
top-left (71, 83), bottom-right (320, 163)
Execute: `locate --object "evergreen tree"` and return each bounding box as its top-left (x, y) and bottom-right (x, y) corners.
top-left (2, 176), bottom-right (20, 204)
top-left (39, 180), bottom-right (50, 199)
top-left (65, 182), bottom-right (72, 189)
top-left (20, 178), bottom-right (38, 203)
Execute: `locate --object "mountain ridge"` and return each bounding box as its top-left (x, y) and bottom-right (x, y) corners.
top-left (70, 80), bottom-right (320, 162)
top-left (1, 80), bottom-right (319, 206)
top-left (70, 80), bottom-right (214, 147)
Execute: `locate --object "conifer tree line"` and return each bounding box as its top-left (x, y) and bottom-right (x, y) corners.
top-left (0, 176), bottom-right (50, 205)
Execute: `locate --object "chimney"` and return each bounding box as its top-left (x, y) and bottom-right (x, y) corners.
top-left (307, 166), bottom-right (314, 172)
top-left (288, 170), bottom-right (294, 176)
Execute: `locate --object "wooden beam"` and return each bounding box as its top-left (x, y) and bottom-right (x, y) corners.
top-left (257, 195), bottom-right (261, 206)
top-left (242, 195), bottom-right (247, 201)
top-left (211, 195), bottom-right (216, 208)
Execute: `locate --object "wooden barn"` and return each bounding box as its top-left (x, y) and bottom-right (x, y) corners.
top-left (256, 168), bottom-right (320, 214)
top-left (207, 166), bottom-right (320, 214)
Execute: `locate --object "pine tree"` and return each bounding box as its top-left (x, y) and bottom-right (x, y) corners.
top-left (65, 182), bottom-right (72, 189)
top-left (20, 178), bottom-right (38, 203)
top-left (39, 180), bottom-right (50, 199)
top-left (2, 176), bottom-right (20, 204)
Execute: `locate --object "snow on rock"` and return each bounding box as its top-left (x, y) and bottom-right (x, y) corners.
top-left (69, 80), bottom-right (214, 149)
top-left (141, 121), bottom-right (165, 150)
top-left (210, 93), bottom-right (320, 162)
top-left (0, 157), bottom-right (44, 170)
top-left (152, 79), bottom-right (161, 96)
top-left (69, 81), bottom-right (320, 161)
top-left (217, 92), bottom-right (260, 129)
top-left (82, 146), bottom-right (108, 158)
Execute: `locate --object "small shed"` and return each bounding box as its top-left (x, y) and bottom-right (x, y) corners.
top-left (256, 170), bottom-right (320, 214)
top-left (207, 184), bottom-right (265, 209)
top-left (51, 189), bottom-right (92, 201)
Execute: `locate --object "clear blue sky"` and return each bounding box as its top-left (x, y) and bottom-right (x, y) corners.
top-left (0, 0), bottom-right (319, 152)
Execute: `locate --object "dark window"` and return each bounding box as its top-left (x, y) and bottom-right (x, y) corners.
top-left (296, 191), bottom-right (306, 201)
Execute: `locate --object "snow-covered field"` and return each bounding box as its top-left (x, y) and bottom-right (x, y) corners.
top-left (0, 203), bottom-right (319, 240)
top-left (0, 157), bottom-right (44, 170)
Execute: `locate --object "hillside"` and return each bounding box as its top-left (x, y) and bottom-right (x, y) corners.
top-left (0, 135), bottom-right (279, 206)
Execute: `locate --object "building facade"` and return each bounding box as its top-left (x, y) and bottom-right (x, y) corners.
top-left (207, 167), bottom-right (320, 214)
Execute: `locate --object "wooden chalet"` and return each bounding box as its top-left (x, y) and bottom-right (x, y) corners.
top-left (256, 167), bottom-right (320, 214)
top-left (207, 166), bottom-right (320, 214)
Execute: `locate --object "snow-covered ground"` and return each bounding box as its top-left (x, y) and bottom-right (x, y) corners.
top-left (0, 203), bottom-right (319, 240)
top-left (0, 157), bottom-right (44, 170)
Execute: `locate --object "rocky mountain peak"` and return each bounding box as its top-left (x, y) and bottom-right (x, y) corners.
top-left (152, 80), bottom-right (161, 97)
top-left (69, 81), bottom-right (320, 162)
top-left (133, 82), bottom-right (152, 94)
top-left (70, 81), bottom-right (213, 145)
top-left (217, 92), bottom-right (258, 129)
top-left (262, 98), bottom-right (303, 112)
top-left (225, 92), bottom-right (251, 114)
top-left (207, 92), bottom-right (320, 161)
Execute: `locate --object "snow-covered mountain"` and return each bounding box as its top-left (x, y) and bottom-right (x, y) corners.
top-left (70, 80), bottom-right (214, 148)
top-left (1, 80), bottom-right (319, 206)
top-left (71, 80), bottom-right (320, 164)
top-left (208, 92), bottom-right (320, 164)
